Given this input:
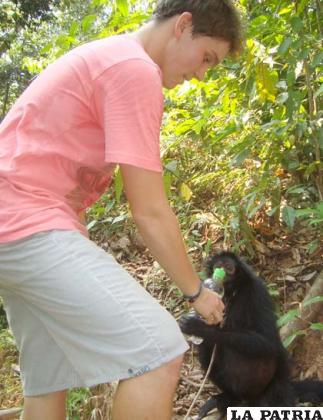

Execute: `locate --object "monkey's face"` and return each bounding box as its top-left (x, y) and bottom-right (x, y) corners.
top-left (213, 257), bottom-right (236, 276)
top-left (205, 253), bottom-right (239, 299)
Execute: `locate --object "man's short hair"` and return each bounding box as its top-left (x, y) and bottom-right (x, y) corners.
top-left (153, 0), bottom-right (243, 56)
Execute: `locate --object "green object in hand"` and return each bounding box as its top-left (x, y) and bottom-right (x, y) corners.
top-left (212, 267), bottom-right (226, 281)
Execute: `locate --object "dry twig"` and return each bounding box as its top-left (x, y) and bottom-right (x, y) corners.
top-left (184, 345), bottom-right (217, 420)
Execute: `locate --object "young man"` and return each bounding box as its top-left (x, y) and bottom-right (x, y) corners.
top-left (0, 1), bottom-right (242, 418)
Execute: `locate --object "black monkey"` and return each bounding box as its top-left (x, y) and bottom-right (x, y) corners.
top-left (179, 251), bottom-right (323, 419)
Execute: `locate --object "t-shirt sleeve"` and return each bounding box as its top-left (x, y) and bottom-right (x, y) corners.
top-left (93, 59), bottom-right (164, 172)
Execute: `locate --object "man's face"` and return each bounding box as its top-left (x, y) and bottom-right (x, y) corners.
top-left (161, 14), bottom-right (230, 89)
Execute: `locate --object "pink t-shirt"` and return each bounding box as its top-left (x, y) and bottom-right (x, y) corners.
top-left (0, 35), bottom-right (164, 242)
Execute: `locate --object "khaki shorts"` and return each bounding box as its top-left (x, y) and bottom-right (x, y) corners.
top-left (0, 230), bottom-right (188, 396)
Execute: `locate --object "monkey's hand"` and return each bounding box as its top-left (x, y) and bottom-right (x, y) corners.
top-left (179, 313), bottom-right (221, 340)
top-left (179, 313), bottom-right (206, 337)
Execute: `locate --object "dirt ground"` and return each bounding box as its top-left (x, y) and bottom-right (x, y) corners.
top-left (0, 225), bottom-right (322, 419)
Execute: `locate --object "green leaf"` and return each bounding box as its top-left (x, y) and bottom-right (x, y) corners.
top-left (285, 89), bottom-right (304, 119)
top-left (303, 296), bottom-right (323, 307)
top-left (116, 0), bottom-right (129, 16)
top-left (309, 218), bottom-right (323, 226)
top-left (256, 64), bottom-right (278, 102)
top-left (267, 206), bottom-right (279, 217)
top-left (286, 185), bottom-right (306, 195)
top-left (114, 168), bottom-right (123, 204)
top-left (307, 240), bottom-right (318, 254)
top-left (295, 207), bottom-right (314, 217)
top-left (290, 16), bottom-right (303, 32)
top-left (314, 84), bottom-right (323, 99)
top-left (316, 202), bottom-right (323, 216)
top-left (163, 172), bottom-right (172, 197)
top-left (313, 52), bottom-right (323, 68)
top-left (40, 42), bottom-right (53, 54)
top-left (230, 148), bottom-right (250, 167)
top-left (278, 6), bottom-right (293, 15)
top-left (56, 35), bottom-right (75, 50)
top-left (286, 160), bottom-right (300, 171)
top-left (164, 160), bottom-right (178, 175)
top-left (82, 14), bottom-right (96, 33)
top-left (282, 206), bottom-right (296, 229)
top-left (278, 37), bottom-right (292, 56)
top-left (180, 183), bottom-right (193, 201)
top-left (310, 323), bottom-right (323, 331)
top-left (296, 0), bottom-right (307, 15)
top-left (192, 118), bottom-right (205, 135)
top-left (277, 308), bottom-right (299, 328)
top-left (92, 0), bottom-right (107, 5)
top-left (111, 214), bottom-right (128, 224)
top-left (283, 330), bottom-right (305, 348)
top-left (86, 220), bottom-right (97, 230)
top-left (69, 21), bottom-right (79, 36)
top-left (212, 123), bottom-right (237, 143)
top-left (174, 119), bottom-right (195, 135)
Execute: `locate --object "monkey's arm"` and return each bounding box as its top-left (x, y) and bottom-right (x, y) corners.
top-left (179, 315), bottom-right (276, 358)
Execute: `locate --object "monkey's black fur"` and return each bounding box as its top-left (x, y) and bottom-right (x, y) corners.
top-left (179, 251), bottom-right (323, 419)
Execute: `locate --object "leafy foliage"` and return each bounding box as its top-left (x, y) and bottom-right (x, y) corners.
top-left (161, 0), bottom-right (322, 251)
top-left (2, 0), bottom-right (321, 251)
top-left (278, 295), bottom-right (323, 347)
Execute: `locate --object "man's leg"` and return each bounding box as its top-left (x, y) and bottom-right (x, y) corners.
top-left (112, 354), bottom-right (183, 420)
top-left (23, 390), bottom-right (67, 420)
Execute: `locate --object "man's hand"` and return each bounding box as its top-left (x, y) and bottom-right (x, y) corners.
top-left (191, 287), bottom-right (224, 325)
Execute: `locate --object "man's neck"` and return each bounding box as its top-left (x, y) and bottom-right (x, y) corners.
top-left (130, 17), bottom-right (176, 68)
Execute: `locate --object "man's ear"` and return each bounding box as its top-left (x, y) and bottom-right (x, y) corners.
top-left (174, 12), bottom-right (193, 39)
